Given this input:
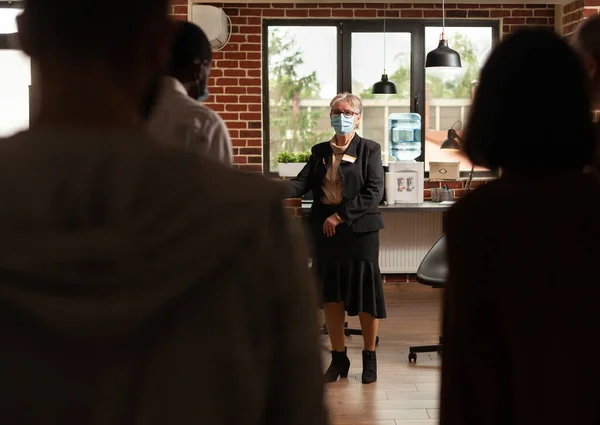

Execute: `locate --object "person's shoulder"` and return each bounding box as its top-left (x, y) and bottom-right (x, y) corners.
top-left (446, 180), bottom-right (498, 223)
top-left (356, 136), bottom-right (381, 153)
top-left (311, 141), bottom-right (331, 154)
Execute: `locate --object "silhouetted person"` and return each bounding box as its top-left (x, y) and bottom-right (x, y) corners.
top-left (0, 1), bottom-right (326, 424)
top-left (148, 21), bottom-right (233, 166)
top-left (574, 14), bottom-right (600, 177)
top-left (441, 29), bottom-right (600, 425)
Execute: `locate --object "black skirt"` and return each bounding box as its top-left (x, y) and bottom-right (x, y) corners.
top-left (309, 206), bottom-right (386, 319)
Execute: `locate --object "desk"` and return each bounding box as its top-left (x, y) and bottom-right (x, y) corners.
top-left (302, 202), bottom-right (452, 274)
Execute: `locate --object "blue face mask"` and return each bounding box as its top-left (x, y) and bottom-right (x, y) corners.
top-left (331, 114), bottom-right (355, 136)
top-left (197, 88), bottom-right (210, 102)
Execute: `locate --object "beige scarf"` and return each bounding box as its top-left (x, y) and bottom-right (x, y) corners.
top-left (321, 138), bottom-right (351, 205)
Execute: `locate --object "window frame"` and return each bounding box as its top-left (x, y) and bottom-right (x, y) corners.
top-left (262, 18), bottom-right (500, 178)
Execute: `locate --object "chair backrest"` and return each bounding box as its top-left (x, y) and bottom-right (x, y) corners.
top-left (416, 234), bottom-right (448, 288)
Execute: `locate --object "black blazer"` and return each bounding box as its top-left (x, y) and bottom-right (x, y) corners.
top-left (285, 134), bottom-right (385, 233)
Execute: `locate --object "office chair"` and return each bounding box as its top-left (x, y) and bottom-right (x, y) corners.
top-left (408, 234), bottom-right (447, 363)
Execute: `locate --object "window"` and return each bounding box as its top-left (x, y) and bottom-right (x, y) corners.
top-left (424, 26), bottom-right (493, 172)
top-left (266, 25), bottom-right (338, 172)
top-left (263, 20), bottom-right (499, 175)
top-left (0, 6), bottom-right (30, 138)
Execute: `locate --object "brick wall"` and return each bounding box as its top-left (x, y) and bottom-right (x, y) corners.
top-left (182, 2), bottom-right (554, 174)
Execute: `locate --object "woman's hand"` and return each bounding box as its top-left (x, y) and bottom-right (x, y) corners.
top-left (323, 214), bottom-right (341, 237)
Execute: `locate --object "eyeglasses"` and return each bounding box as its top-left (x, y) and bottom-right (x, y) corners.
top-left (331, 110), bottom-right (359, 118)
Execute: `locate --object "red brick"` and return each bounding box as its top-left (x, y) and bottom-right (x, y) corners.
top-left (247, 139), bottom-right (262, 146)
top-left (210, 103), bottom-right (225, 112)
top-left (224, 69), bottom-right (246, 77)
top-left (248, 156), bottom-right (262, 164)
top-left (220, 113), bottom-right (240, 120)
top-left (247, 87), bottom-right (261, 94)
top-left (332, 10), bottom-right (354, 17)
top-left (230, 129), bottom-right (241, 137)
top-left (230, 17), bottom-right (247, 25)
top-left (401, 9), bottom-right (423, 17)
top-left (262, 9), bottom-right (285, 17)
top-left (241, 8), bottom-right (262, 16)
top-left (365, 3), bottom-right (386, 8)
top-left (221, 43), bottom-right (240, 52)
top-left (457, 3), bottom-right (476, 8)
top-left (469, 10), bottom-right (490, 17)
top-left (234, 156), bottom-right (248, 164)
top-left (240, 61), bottom-right (262, 69)
top-left (504, 17), bottom-right (526, 24)
top-left (247, 70), bottom-right (261, 77)
top-left (248, 17), bottom-right (261, 25)
top-left (389, 3), bottom-right (414, 9)
top-left (226, 104), bottom-right (248, 111)
top-left (216, 77), bottom-right (239, 85)
top-left (309, 9), bottom-right (332, 17)
top-left (425, 181), bottom-right (441, 189)
top-left (424, 10), bottom-right (443, 18)
top-left (173, 5), bottom-right (188, 14)
top-left (247, 52), bottom-right (261, 60)
top-left (534, 9), bottom-right (554, 17)
top-left (512, 9), bottom-right (533, 16)
top-left (248, 104), bottom-right (261, 111)
top-left (247, 35), bottom-right (261, 43)
top-left (319, 3), bottom-right (341, 7)
top-left (227, 121), bottom-right (248, 129)
top-left (287, 9), bottom-right (309, 17)
top-left (240, 147), bottom-right (262, 155)
top-left (491, 10), bottom-right (511, 18)
top-left (355, 10), bottom-right (378, 17)
top-left (225, 86), bottom-right (247, 94)
top-left (526, 17), bottom-right (549, 24)
top-left (239, 26), bottom-right (261, 34)
top-left (229, 34), bottom-right (246, 44)
top-left (231, 139), bottom-right (247, 147)
top-left (209, 87), bottom-right (224, 94)
top-left (216, 95), bottom-right (239, 103)
top-left (241, 113), bottom-right (262, 120)
top-left (240, 43), bottom-right (261, 52)
top-left (446, 10), bottom-right (467, 17)
top-left (223, 8), bottom-right (240, 16)
top-left (378, 10), bottom-right (400, 17)
top-left (217, 60), bottom-right (239, 69)
top-left (248, 121), bottom-right (261, 129)
top-left (225, 52), bottom-right (247, 60)
top-left (241, 130), bottom-right (262, 138)
top-left (240, 95), bottom-right (262, 103)
top-left (504, 3), bottom-right (524, 8)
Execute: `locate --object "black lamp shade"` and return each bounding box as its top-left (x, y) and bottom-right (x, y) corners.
top-left (426, 39), bottom-right (462, 68)
top-left (440, 129), bottom-right (461, 150)
top-left (372, 74), bottom-right (398, 95)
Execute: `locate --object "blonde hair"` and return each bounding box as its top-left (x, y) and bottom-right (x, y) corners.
top-left (329, 92), bottom-right (363, 115)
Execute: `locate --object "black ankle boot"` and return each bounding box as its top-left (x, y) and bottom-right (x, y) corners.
top-left (361, 350), bottom-right (377, 384)
top-left (324, 348), bottom-right (350, 383)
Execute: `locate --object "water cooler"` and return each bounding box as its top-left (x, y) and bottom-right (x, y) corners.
top-left (385, 113), bottom-right (425, 204)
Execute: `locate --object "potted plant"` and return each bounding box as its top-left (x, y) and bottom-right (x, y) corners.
top-left (277, 150), bottom-right (311, 177)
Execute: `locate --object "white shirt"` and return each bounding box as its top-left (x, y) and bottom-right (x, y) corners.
top-left (147, 76), bottom-right (233, 167)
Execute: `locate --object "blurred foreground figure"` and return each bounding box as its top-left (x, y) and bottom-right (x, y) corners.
top-left (573, 14), bottom-right (600, 177)
top-left (0, 1), bottom-right (326, 424)
top-left (441, 29), bottom-right (600, 425)
top-left (148, 21), bottom-right (233, 166)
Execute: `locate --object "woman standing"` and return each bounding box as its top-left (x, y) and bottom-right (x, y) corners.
top-left (285, 92), bottom-right (385, 384)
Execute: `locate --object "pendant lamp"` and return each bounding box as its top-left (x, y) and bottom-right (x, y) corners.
top-left (372, 15), bottom-right (397, 95)
top-left (426, 0), bottom-right (462, 69)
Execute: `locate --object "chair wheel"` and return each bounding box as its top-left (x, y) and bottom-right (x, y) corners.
top-left (408, 353), bottom-right (417, 363)
top-left (376, 336), bottom-right (380, 345)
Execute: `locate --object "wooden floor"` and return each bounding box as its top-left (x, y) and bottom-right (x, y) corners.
top-left (323, 283), bottom-right (442, 425)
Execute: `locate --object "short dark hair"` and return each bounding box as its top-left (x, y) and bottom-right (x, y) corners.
top-left (23, 0), bottom-right (169, 64)
top-left (464, 28), bottom-right (595, 174)
top-left (168, 21), bottom-right (212, 75)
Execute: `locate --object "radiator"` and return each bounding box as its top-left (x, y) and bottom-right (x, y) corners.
top-left (379, 211), bottom-right (444, 274)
